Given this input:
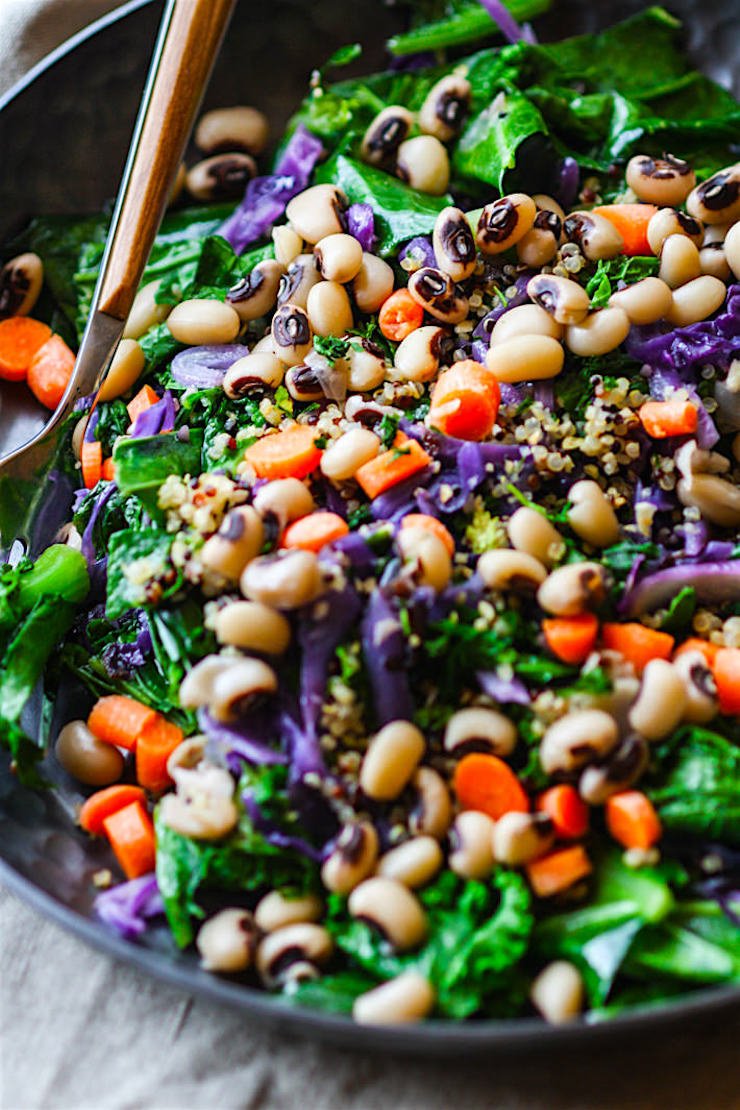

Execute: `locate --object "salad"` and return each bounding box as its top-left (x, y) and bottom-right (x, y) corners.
top-left (0, 0), bottom-right (739, 1028)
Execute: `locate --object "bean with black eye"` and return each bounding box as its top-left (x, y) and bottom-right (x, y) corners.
top-left (579, 734), bottom-right (649, 805)
top-left (314, 233), bottom-right (363, 284)
top-left (507, 507), bottom-right (564, 568)
top-left (526, 274), bottom-right (590, 325)
top-left (253, 478), bottom-right (315, 529)
top-left (659, 234), bottom-right (701, 289)
top-left (407, 267), bottom-right (468, 324)
top-left (271, 303), bottom-right (312, 366)
top-left (492, 812), bottom-right (555, 867)
top-left (196, 909), bottom-right (257, 973)
top-left (186, 153), bottom-right (256, 202)
top-left (677, 470), bottom-right (740, 528)
top-left (478, 548), bottom-right (547, 591)
top-left (352, 253), bottom-right (395, 314)
top-left (286, 184), bottom-right (348, 244)
top-left (539, 709), bottom-right (619, 775)
top-left (667, 275), bottom-right (726, 327)
top-left (686, 163), bottom-right (740, 225)
top-left (227, 259), bottom-right (283, 321)
top-left (408, 766), bottom-right (452, 840)
top-left (377, 837), bottom-right (443, 890)
top-left (346, 337), bottom-right (387, 391)
top-left (241, 549), bottom-right (323, 610)
top-left (284, 362), bottom-right (325, 403)
top-left (532, 194), bottom-right (565, 220)
top-left (396, 136), bottom-right (451, 196)
top-left (195, 105), bottom-right (269, 156)
top-left (254, 891), bottom-right (323, 933)
top-left (209, 657), bottom-right (278, 723)
top-left (349, 878), bottom-right (428, 951)
top-left (448, 811), bottom-right (496, 879)
top-left (563, 211), bottom-right (623, 261)
top-left (432, 207), bottom-right (477, 282)
top-left (393, 325), bottom-right (448, 383)
top-left (566, 480), bottom-right (620, 548)
top-left (321, 821), bottom-right (379, 895)
top-left (418, 74), bottom-right (471, 142)
top-left (625, 153), bottom-right (696, 206)
top-left (256, 923), bottom-right (333, 987)
top-left (397, 528), bottom-right (452, 592)
top-left (628, 659), bottom-right (688, 741)
top-left (272, 225), bottom-right (303, 268)
top-left (725, 221), bottom-right (740, 279)
top-left (564, 307), bottom-right (630, 358)
top-left (646, 207), bottom-right (704, 255)
top-left (201, 506), bottom-right (264, 582)
top-left (486, 335), bottom-right (564, 383)
top-left (516, 209), bottom-right (562, 267)
top-left (673, 650), bottom-right (719, 724)
top-left (537, 562), bottom-right (608, 617)
top-left (361, 106), bottom-right (414, 167)
top-left (491, 305), bottom-right (563, 346)
top-left (56, 720), bottom-right (124, 786)
top-left (476, 193), bottom-right (536, 255)
top-left (0, 252), bottom-right (43, 318)
top-left (444, 707), bottom-right (517, 758)
top-left (178, 655), bottom-right (231, 709)
top-left (277, 253), bottom-right (321, 310)
top-left (167, 299), bottom-right (241, 345)
top-left (609, 277), bottom-right (672, 325)
top-left (699, 238), bottom-right (731, 281)
top-left (306, 280), bottom-right (354, 337)
top-left (223, 352), bottom-right (285, 398)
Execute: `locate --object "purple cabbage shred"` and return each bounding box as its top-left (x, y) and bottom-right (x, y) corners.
top-left (94, 873), bottom-right (163, 939)
top-left (346, 203), bottom-right (376, 252)
top-left (477, 0), bottom-right (531, 43)
top-left (130, 390), bottom-right (176, 437)
top-left (198, 707), bottom-right (287, 771)
top-left (170, 344), bottom-right (247, 389)
top-left (361, 589), bottom-right (414, 726)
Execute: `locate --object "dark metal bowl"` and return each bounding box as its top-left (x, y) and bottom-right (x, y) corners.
top-left (0, 0), bottom-right (738, 1053)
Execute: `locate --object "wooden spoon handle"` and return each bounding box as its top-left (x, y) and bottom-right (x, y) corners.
top-left (97, 0), bottom-right (236, 320)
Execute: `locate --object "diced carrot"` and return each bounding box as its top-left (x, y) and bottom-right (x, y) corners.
top-left (605, 791), bottom-right (662, 850)
top-left (401, 513), bottom-right (455, 556)
top-left (525, 845), bottom-right (593, 898)
top-left (88, 694), bottom-right (158, 752)
top-left (243, 424), bottom-right (323, 481)
top-left (101, 456), bottom-right (116, 482)
top-left (378, 289), bottom-right (424, 341)
top-left (26, 334), bottom-right (76, 409)
top-left (714, 648), bottom-right (740, 715)
top-left (281, 510), bottom-right (349, 552)
top-left (0, 316), bottom-right (52, 382)
top-left (428, 360), bottom-right (501, 441)
top-left (354, 433), bottom-right (432, 499)
top-left (453, 753), bottom-right (530, 821)
top-left (79, 785), bottom-right (147, 837)
top-left (591, 204), bottom-right (658, 256)
top-left (536, 785), bottom-right (590, 840)
top-left (543, 613), bottom-right (599, 665)
top-left (673, 637), bottom-right (720, 667)
top-left (638, 399), bottom-right (698, 439)
top-left (601, 622), bottom-right (674, 674)
top-left (135, 715), bottom-right (185, 794)
top-left (80, 440), bottom-right (102, 490)
top-left (126, 383), bottom-right (159, 426)
top-left (102, 801), bottom-right (156, 879)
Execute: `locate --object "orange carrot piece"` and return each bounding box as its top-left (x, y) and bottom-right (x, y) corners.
top-left (428, 360), bottom-right (501, 441)
top-left (536, 784), bottom-right (590, 840)
top-left (606, 791), bottom-right (662, 850)
top-left (80, 440), bottom-right (103, 490)
top-left (88, 695), bottom-right (158, 752)
top-left (135, 716), bottom-right (185, 795)
top-left (281, 510), bottom-right (349, 552)
top-left (401, 513), bottom-right (455, 556)
top-left (79, 785), bottom-right (147, 837)
top-left (543, 613), bottom-right (599, 665)
top-left (601, 622), bottom-right (674, 674)
top-left (453, 753), bottom-right (530, 821)
top-left (26, 334), bottom-right (76, 409)
top-left (591, 204), bottom-right (658, 256)
top-left (102, 801), bottom-right (156, 879)
top-left (378, 289), bottom-right (424, 341)
top-left (354, 433), bottom-right (432, 499)
top-left (525, 845), bottom-right (593, 898)
top-left (243, 424), bottom-right (323, 481)
top-left (126, 383), bottom-right (159, 425)
top-left (673, 637), bottom-right (720, 667)
top-left (639, 399), bottom-right (698, 439)
top-left (714, 648), bottom-right (740, 715)
top-left (0, 316), bottom-right (52, 382)
top-left (101, 456), bottom-right (116, 482)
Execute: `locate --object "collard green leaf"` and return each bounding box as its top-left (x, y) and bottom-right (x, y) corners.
top-left (648, 726), bottom-right (740, 843)
top-left (454, 88), bottom-right (547, 191)
top-left (387, 0), bottom-right (551, 55)
top-left (105, 529), bottom-right (177, 621)
top-left (113, 430), bottom-right (203, 510)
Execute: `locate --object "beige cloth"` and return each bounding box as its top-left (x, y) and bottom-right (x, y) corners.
top-left (0, 6), bottom-right (739, 1108)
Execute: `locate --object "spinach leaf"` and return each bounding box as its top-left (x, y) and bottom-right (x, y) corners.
top-left (624, 903), bottom-right (740, 984)
top-left (454, 88), bottom-right (548, 191)
top-left (92, 400), bottom-right (130, 451)
top-left (585, 256), bottom-right (660, 310)
top-left (648, 726), bottom-right (740, 843)
top-left (387, 0), bottom-right (551, 55)
top-left (659, 586), bottom-right (696, 635)
top-left (284, 972), bottom-right (377, 1014)
top-left (105, 529), bottom-right (178, 621)
top-left (113, 430), bottom-right (203, 514)
top-left (147, 604), bottom-right (216, 708)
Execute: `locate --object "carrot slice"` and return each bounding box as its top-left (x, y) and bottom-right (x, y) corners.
top-left (401, 513), bottom-right (455, 556)
top-left (79, 785), bottom-right (147, 837)
top-left (101, 456), bottom-right (116, 482)
top-left (26, 334), bottom-right (76, 409)
top-left (80, 440), bottom-right (103, 490)
top-left (135, 716), bottom-right (184, 794)
top-left (354, 433), bottom-right (432, 499)
top-left (714, 648), bottom-right (740, 715)
top-left (601, 622), bottom-right (674, 674)
top-left (605, 791), bottom-right (662, 850)
top-left (0, 316), bottom-right (52, 382)
top-left (543, 613), bottom-right (599, 665)
top-left (638, 399), bottom-right (698, 439)
top-left (536, 785), bottom-right (590, 840)
top-left (378, 289), bottom-right (424, 341)
top-left (591, 204), bottom-right (658, 256)
top-left (126, 383), bottom-right (159, 426)
top-left (243, 424), bottom-right (323, 481)
top-left (453, 753), bottom-right (530, 820)
top-left (281, 510), bottom-right (349, 552)
top-left (673, 638), bottom-right (720, 667)
top-left (525, 845), bottom-right (592, 898)
top-left (88, 695), bottom-right (158, 752)
top-left (428, 360), bottom-right (501, 441)
top-left (102, 801), bottom-right (156, 879)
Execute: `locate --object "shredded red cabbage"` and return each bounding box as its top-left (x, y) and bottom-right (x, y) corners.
top-left (399, 236), bottom-right (436, 270)
top-left (627, 284), bottom-right (740, 373)
top-left (130, 390), bottom-right (176, 437)
top-left (621, 561), bottom-right (740, 617)
top-left (94, 873), bottom-right (163, 938)
top-left (102, 612), bottom-right (152, 678)
top-left (476, 0), bottom-right (530, 43)
top-left (361, 589), bottom-right (414, 726)
top-left (477, 669), bottom-right (531, 705)
top-left (346, 203), bottom-right (376, 253)
top-left (170, 344), bottom-right (247, 389)
top-left (242, 790), bottom-right (324, 861)
top-left (198, 707), bottom-right (287, 770)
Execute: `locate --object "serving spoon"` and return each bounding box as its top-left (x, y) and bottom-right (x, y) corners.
top-left (0, 0), bottom-right (237, 558)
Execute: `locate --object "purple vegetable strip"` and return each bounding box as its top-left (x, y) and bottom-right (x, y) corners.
top-left (621, 562), bottom-right (740, 617)
top-left (130, 390), bottom-right (176, 437)
top-left (399, 236), bottom-right (436, 270)
top-left (198, 708), bottom-right (287, 769)
top-left (477, 0), bottom-right (529, 44)
top-left (477, 669), bottom-right (531, 705)
top-left (361, 589), bottom-right (414, 726)
top-left (346, 203), bottom-right (376, 253)
top-left (170, 343), bottom-right (247, 389)
top-left (94, 873), bottom-right (163, 939)
top-left (242, 791), bottom-right (323, 862)
top-left (627, 284), bottom-right (740, 373)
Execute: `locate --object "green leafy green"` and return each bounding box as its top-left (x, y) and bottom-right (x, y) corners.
top-left (387, 0), bottom-right (551, 55)
top-left (585, 256), bottom-right (660, 310)
top-left (105, 529), bottom-right (178, 621)
top-left (113, 430), bottom-right (203, 515)
top-left (454, 88), bottom-right (547, 191)
top-left (659, 586), bottom-right (697, 635)
top-left (648, 726), bottom-right (740, 843)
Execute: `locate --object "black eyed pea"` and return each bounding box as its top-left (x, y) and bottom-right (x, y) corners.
top-left (532, 193), bottom-right (566, 220)
top-left (608, 276), bottom-right (673, 326)
top-left (673, 650), bottom-right (719, 724)
top-left (658, 233), bottom-right (702, 289)
top-left (55, 719), bottom-right (124, 786)
top-left (223, 351), bottom-right (285, 398)
top-left (348, 877), bottom-right (428, 951)
top-left (165, 736), bottom-right (208, 787)
top-left (530, 960), bottom-right (584, 1025)
top-left (677, 471), bottom-right (740, 528)
top-left (201, 506), bottom-right (264, 583)
top-left (526, 274), bottom-right (590, 326)
top-left (71, 416), bottom-right (89, 461)
top-left (686, 163), bottom-right (740, 225)
top-left (646, 208), bottom-right (704, 255)
top-left (361, 106), bottom-right (414, 166)
top-left (360, 720), bottom-right (425, 801)
top-left (196, 909), bottom-right (256, 973)
top-left (227, 259), bottom-right (284, 322)
top-left (563, 211), bottom-right (624, 261)
top-left (408, 766), bottom-right (453, 840)
top-left (214, 600), bottom-right (292, 655)
top-left (209, 657), bottom-right (278, 723)
top-left (352, 253), bottom-right (395, 314)
top-left (306, 280), bottom-right (354, 337)
top-left (443, 707), bottom-right (517, 758)
top-left (167, 298), bottom-right (241, 345)
top-left (179, 655), bottom-right (230, 709)
top-left (97, 339), bottom-right (145, 402)
top-left (476, 193), bottom-right (537, 255)
top-left (159, 782), bottom-right (238, 840)
top-left (320, 428), bottom-right (381, 481)
top-left (579, 734), bottom-right (649, 805)
top-left (195, 105), bottom-right (269, 156)
top-left (277, 253), bottom-right (321, 310)
top-left (564, 307), bottom-right (630, 358)
top-left (516, 209), bottom-right (562, 267)
top-left (448, 811), bottom-right (496, 879)
top-left (699, 242), bottom-right (731, 282)
top-left (393, 323), bottom-right (448, 382)
top-left (407, 267), bottom-right (469, 324)
top-left (492, 812), bottom-right (555, 867)
top-left (625, 154), bottom-right (696, 206)
top-left (186, 153), bottom-right (256, 202)
top-left (507, 507), bottom-right (564, 569)
top-left (284, 362), bottom-right (325, 403)
top-left (432, 206), bottom-right (477, 282)
top-left (478, 548), bottom-right (548, 592)
top-left (123, 279), bottom-right (171, 339)
top-left (397, 528), bottom-right (452, 592)
top-left (272, 225), bottom-right (303, 268)
top-left (241, 549), bottom-right (323, 610)
top-left (344, 339), bottom-right (387, 393)
top-left (539, 709), bottom-right (619, 775)
top-left (377, 837), bottom-right (443, 889)
top-left (256, 923), bottom-right (333, 987)
top-left (628, 659), bottom-right (688, 741)
top-left (353, 971), bottom-right (435, 1026)
top-left (485, 335), bottom-right (565, 383)
top-left (725, 221), bottom-right (740, 279)
top-left (566, 480), bottom-right (620, 548)
top-left (253, 477), bottom-right (315, 529)
top-left (314, 233), bottom-right (364, 284)
top-left (666, 275), bottom-right (727, 327)
top-left (254, 891), bottom-right (323, 933)
top-left (396, 136), bottom-right (450, 196)
top-left (0, 251), bottom-right (43, 318)
top-left (285, 184), bottom-right (348, 244)
top-left (321, 821), bottom-right (379, 895)
top-left (418, 74), bottom-right (471, 142)
top-left (536, 562), bottom-right (608, 617)
top-left (271, 303), bottom-right (313, 366)
top-left (490, 304), bottom-right (563, 346)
